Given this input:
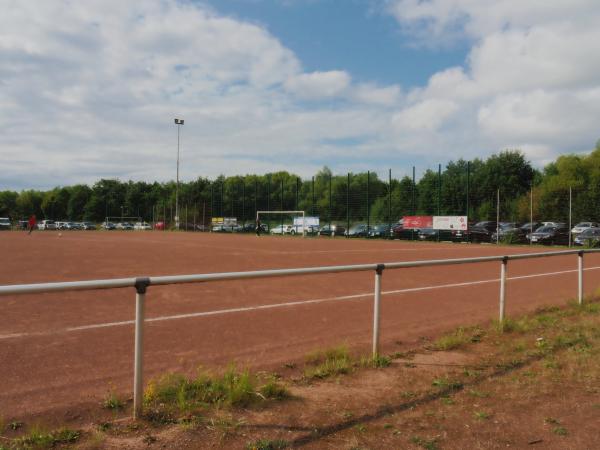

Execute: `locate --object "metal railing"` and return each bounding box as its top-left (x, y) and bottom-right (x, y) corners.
top-left (1, 248), bottom-right (599, 418)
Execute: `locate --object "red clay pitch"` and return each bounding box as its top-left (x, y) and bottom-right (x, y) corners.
top-left (1, 231), bottom-right (599, 422)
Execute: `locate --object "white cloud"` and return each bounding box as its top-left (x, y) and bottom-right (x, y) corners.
top-left (284, 70), bottom-right (351, 99)
top-left (1, 0), bottom-right (600, 190)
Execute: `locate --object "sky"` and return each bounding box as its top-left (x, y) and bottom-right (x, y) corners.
top-left (1, 0), bottom-right (600, 190)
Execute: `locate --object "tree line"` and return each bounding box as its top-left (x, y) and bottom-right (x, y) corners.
top-left (1, 146), bottom-right (599, 225)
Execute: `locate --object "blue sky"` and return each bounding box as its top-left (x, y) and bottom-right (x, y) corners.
top-left (201, 0), bottom-right (470, 86)
top-left (1, 0), bottom-right (600, 190)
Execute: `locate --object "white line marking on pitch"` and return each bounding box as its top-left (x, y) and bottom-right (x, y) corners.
top-left (2, 266), bottom-right (600, 340)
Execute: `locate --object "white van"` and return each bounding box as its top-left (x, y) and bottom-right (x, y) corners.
top-left (38, 220), bottom-right (56, 230)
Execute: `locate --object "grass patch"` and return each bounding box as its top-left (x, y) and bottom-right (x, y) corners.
top-left (245, 438), bottom-right (288, 449)
top-left (410, 435), bottom-right (440, 450)
top-left (9, 426), bottom-right (80, 449)
top-left (304, 345), bottom-right (353, 379)
top-left (432, 377), bottom-right (463, 391)
top-left (143, 365), bottom-right (288, 420)
top-left (432, 326), bottom-right (484, 351)
top-left (102, 390), bottom-right (125, 410)
top-left (359, 354), bottom-right (391, 369)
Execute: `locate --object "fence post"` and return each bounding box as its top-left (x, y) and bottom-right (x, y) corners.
top-left (578, 251), bottom-right (584, 304)
top-left (499, 256), bottom-right (508, 329)
top-left (372, 264), bottom-right (384, 358)
top-left (133, 277), bottom-right (150, 419)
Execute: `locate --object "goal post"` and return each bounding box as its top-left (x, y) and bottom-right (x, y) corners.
top-left (256, 210), bottom-right (306, 236)
top-left (104, 216), bottom-right (142, 224)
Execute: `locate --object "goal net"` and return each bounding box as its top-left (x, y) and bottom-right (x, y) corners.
top-left (256, 210), bottom-right (306, 236)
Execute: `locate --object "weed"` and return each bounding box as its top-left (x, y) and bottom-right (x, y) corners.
top-left (97, 422), bottom-right (112, 432)
top-left (359, 354), bottom-right (391, 368)
top-left (103, 390), bottom-right (125, 410)
top-left (544, 417), bottom-right (560, 425)
top-left (400, 391), bottom-right (416, 399)
top-left (206, 413), bottom-right (244, 440)
top-left (144, 364), bottom-right (271, 416)
top-left (246, 438), bottom-right (288, 450)
top-left (11, 426), bottom-right (80, 449)
top-left (473, 411), bottom-right (491, 420)
top-left (355, 424), bottom-right (367, 433)
top-left (410, 435), bottom-right (440, 450)
top-left (341, 411), bottom-right (354, 419)
top-left (9, 421), bottom-right (23, 431)
top-left (432, 377), bottom-right (463, 391)
top-left (259, 378), bottom-right (289, 400)
top-left (440, 396), bottom-right (455, 405)
top-left (553, 426), bottom-right (568, 436)
top-left (304, 346), bottom-right (353, 379)
top-left (383, 423), bottom-right (393, 429)
top-left (468, 389), bottom-right (490, 398)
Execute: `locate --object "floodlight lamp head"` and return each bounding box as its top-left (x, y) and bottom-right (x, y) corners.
top-left (174, 118), bottom-right (184, 125)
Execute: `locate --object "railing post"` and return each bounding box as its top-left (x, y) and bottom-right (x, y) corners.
top-left (133, 277), bottom-right (150, 419)
top-left (578, 251), bottom-right (584, 305)
top-left (372, 264), bottom-right (384, 358)
top-left (499, 256), bottom-right (508, 330)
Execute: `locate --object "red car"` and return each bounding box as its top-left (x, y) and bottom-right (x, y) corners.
top-left (154, 221), bottom-right (165, 230)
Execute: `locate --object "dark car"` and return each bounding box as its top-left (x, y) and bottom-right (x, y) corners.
top-left (416, 228), bottom-right (437, 241)
top-left (527, 226), bottom-right (570, 245)
top-left (491, 223), bottom-right (527, 244)
top-left (573, 227), bottom-right (600, 246)
top-left (464, 221), bottom-right (498, 243)
top-left (80, 222), bottom-right (96, 230)
top-left (319, 224), bottom-right (346, 236)
top-left (368, 224), bottom-right (391, 238)
top-left (391, 223), bottom-right (417, 240)
top-left (345, 224), bottom-right (369, 237)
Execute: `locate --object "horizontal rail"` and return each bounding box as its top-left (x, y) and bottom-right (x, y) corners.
top-left (1, 248), bottom-right (599, 297)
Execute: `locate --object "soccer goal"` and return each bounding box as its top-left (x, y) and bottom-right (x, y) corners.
top-left (256, 210), bottom-right (306, 236)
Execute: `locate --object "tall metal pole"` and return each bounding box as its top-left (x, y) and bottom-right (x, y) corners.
top-left (496, 189), bottom-right (500, 244)
top-left (437, 163), bottom-right (441, 242)
top-left (388, 168), bottom-right (392, 238)
top-left (174, 118), bottom-right (184, 230)
top-left (242, 179), bottom-right (245, 228)
top-left (311, 176), bottom-right (315, 217)
top-left (569, 186), bottom-right (572, 247)
top-left (466, 161), bottom-right (470, 243)
top-left (347, 173), bottom-right (350, 237)
top-left (530, 183), bottom-right (533, 245)
top-left (281, 178), bottom-right (284, 231)
top-left (412, 166), bottom-right (416, 241)
top-left (220, 181), bottom-right (224, 217)
top-left (366, 171), bottom-right (370, 235)
top-left (296, 177), bottom-right (299, 212)
top-left (372, 265), bottom-right (383, 358)
top-left (329, 174), bottom-right (332, 233)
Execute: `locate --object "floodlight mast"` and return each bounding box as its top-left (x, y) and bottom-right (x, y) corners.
top-left (174, 118), bottom-right (184, 230)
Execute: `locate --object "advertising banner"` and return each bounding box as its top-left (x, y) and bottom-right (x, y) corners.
top-left (402, 216), bottom-right (433, 229)
top-left (433, 216), bottom-right (468, 230)
top-left (293, 216), bottom-right (320, 227)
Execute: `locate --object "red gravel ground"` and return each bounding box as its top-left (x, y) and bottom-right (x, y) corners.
top-left (1, 231), bottom-right (599, 425)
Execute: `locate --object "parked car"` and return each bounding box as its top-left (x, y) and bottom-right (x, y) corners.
top-left (101, 221), bottom-right (116, 230)
top-left (417, 228), bottom-right (438, 241)
top-left (134, 222), bottom-right (152, 230)
top-left (345, 224), bottom-right (369, 237)
top-left (0, 217), bottom-right (11, 230)
top-left (38, 220), bottom-right (56, 230)
top-left (319, 224), bottom-right (346, 236)
top-left (80, 222), bottom-right (96, 230)
top-left (116, 222), bottom-right (134, 230)
top-left (369, 224), bottom-right (391, 238)
top-left (241, 223), bottom-right (267, 233)
top-left (520, 222), bottom-right (543, 233)
top-left (270, 224), bottom-right (295, 235)
top-left (491, 223), bottom-right (528, 243)
top-left (464, 221), bottom-right (498, 243)
top-left (571, 222), bottom-right (598, 235)
top-left (527, 226), bottom-right (570, 245)
top-left (392, 223), bottom-right (417, 240)
top-left (154, 221), bottom-right (165, 230)
top-left (574, 228), bottom-right (600, 246)
top-left (17, 220), bottom-right (29, 230)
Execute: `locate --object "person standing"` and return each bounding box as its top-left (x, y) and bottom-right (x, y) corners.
top-left (28, 214), bottom-right (37, 235)
top-left (256, 217), bottom-right (262, 236)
